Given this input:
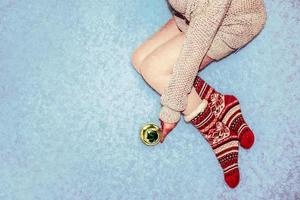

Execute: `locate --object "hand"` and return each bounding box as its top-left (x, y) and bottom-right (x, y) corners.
top-left (159, 119), bottom-right (178, 143)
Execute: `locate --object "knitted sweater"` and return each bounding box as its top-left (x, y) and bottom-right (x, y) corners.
top-left (159, 0), bottom-right (266, 123)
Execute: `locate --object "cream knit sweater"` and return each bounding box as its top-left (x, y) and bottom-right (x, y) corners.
top-left (159, 0), bottom-right (266, 123)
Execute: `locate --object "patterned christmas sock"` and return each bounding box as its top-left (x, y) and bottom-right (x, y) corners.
top-left (192, 76), bottom-right (255, 149)
top-left (184, 99), bottom-right (240, 188)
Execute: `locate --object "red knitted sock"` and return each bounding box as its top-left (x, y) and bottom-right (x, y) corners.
top-left (192, 76), bottom-right (255, 149)
top-left (184, 99), bottom-right (240, 188)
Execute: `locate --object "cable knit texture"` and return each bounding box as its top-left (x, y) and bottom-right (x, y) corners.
top-left (159, 0), bottom-right (267, 123)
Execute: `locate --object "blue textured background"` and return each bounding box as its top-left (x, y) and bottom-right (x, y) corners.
top-left (0, 0), bottom-right (299, 199)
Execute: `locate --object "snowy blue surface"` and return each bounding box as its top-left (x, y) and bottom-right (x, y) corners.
top-left (0, 0), bottom-right (300, 199)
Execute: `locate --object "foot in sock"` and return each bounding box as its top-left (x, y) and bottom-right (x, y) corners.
top-left (184, 99), bottom-right (240, 188)
top-left (192, 76), bottom-right (255, 149)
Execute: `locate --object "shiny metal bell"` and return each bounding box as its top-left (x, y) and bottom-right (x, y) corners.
top-left (140, 123), bottom-right (162, 146)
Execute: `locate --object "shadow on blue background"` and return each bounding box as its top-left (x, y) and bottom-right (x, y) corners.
top-left (0, 0), bottom-right (299, 199)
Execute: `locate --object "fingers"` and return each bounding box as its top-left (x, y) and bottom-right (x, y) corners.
top-left (159, 119), bottom-right (178, 143)
top-left (160, 127), bottom-right (170, 143)
top-left (159, 119), bottom-right (169, 143)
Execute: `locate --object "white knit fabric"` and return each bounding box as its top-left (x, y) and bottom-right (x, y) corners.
top-left (183, 99), bottom-right (208, 122)
top-left (159, 0), bottom-right (267, 123)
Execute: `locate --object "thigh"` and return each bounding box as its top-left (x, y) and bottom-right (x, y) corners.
top-left (140, 33), bottom-right (215, 76)
top-left (132, 16), bottom-right (182, 71)
top-left (140, 32), bottom-right (185, 77)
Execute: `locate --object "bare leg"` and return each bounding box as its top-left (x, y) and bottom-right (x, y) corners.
top-left (131, 16), bottom-right (182, 74)
top-left (139, 33), bottom-right (214, 116)
top-left (141, 62), bottom-right (213, 116)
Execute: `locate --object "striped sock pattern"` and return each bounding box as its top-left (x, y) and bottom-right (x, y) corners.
top-left (188, 99), bottom-right (240, 188)
top-left (193, 76), bottom-right (255, 149)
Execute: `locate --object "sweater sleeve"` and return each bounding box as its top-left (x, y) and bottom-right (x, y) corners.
top-left (173, 15), bottom-right (188, 32)
top-left (159, 0), bottom-right (232, 123)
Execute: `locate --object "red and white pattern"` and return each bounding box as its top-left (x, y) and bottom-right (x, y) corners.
top-left (209, 93), bottom-right (225, 118)
top-left (188, 93), bottom-right (240, 188)
top-left (207, 121), bottom-right (231, 145)
top-left (193, 76), bottom-right (255, 149)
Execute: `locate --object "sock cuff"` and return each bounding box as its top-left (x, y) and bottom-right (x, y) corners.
top-left (184, 99), bottom-right (208, 122)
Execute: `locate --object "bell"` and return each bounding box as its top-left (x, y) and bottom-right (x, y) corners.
top-left (140, 123), bottom-right (162, 146)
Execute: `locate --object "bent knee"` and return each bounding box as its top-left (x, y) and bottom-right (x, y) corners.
top-left (139, 57), bottom-right (159, 80)
top-left (131, 48), bottom-right (144, 74)
top-left (140, 59), bottom-right (169, 82)
top-left (139, 59), bottom-right (151, 79)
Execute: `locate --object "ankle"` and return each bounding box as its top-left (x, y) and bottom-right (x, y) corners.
top-left (183, 99), bottom-right (208, 123)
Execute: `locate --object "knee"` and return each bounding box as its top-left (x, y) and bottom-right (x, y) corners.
top-left (139, 59), bottom-right (151, 79)
top-left (131, 48), bottom-right (143, 74)
top-left (139, 57), bottom-right (159, 82)
top-left (140, 55), bottom-right (172, 81)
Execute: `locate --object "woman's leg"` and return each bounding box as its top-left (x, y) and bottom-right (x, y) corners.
top-left (139, 33), bottom-right (215, 116)
top-left (131, 16), bottom-right (182, 74)
top-left (139, 33), bottom-right (240, 188)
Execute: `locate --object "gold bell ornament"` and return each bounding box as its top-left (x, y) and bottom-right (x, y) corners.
top-left (140, 123), bottom-right (162, 146)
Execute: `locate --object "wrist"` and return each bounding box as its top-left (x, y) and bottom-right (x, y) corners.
top-left (159, 105), bottom-right (181, 124)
